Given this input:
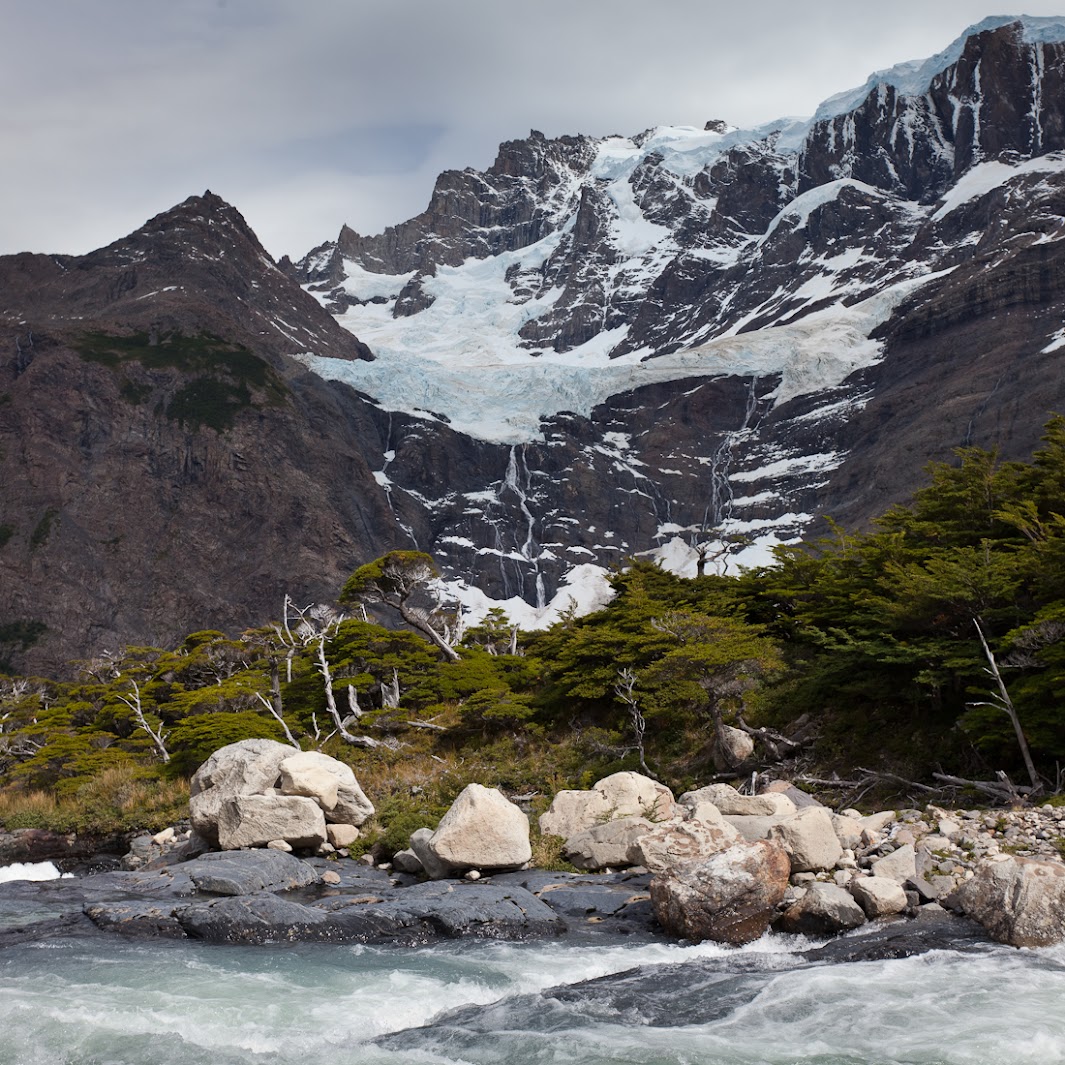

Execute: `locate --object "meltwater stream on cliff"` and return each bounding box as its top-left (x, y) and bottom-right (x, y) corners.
top-left (1, 928), bottom-right (1063, 1065)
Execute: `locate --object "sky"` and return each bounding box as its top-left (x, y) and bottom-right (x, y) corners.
top-left (4, 2), bottom-right (1065, 261)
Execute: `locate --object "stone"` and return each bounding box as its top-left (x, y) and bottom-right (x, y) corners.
top-left (181, 850), bottom-right (320, 895)
top-left (329, 784), bottom-right (376, 828)
top-left (723, 814), bottom-right (794, 841)
top-left (849, 875), bottom-right (908, 918)
top-left (768, 807), bottom-right (844, 872)
top-left (954, 856), bottom-right (1065, 947)
top-left (216, 794), bottom-right (328, 851)
top-left (831, 814), bottom-right (864, 851)
top-left (859, 811), bottom-right (897, 835)
top-left (564, 818), bottom-right (653, 872)
top-left (326, 823), bottom-right (360, 849)
top-left (152, 827), bottom-right (176, 846)
top-left (409, 828), bottom-right (453, 880)
top-left (716, 725), bottom-right (755, 767)
top-left (392, 848), bottom-right (424, 875)
top-left (425, 784), bottom-right (531, 876)
top-left (592, 772), bottom-right (677, 822)
top-left (680, 784), bottom-right (795, 818)
top-left (778, 882), bottom-right (867, 936)
top-left (189, 739), bottom-right (295, 846)
top-left (279, 755), bottom-right (340, 810)
top-left (627, 818), bottom-right (740, 874)
top-left (321, 870), bottom-right (341, 885)
top-left (762, 781), bottom-right (826, 809)
top-left (266, 839), bottom-right (292, 852)
top-left (538, 790), bottom-right (613, 839)
top-left (649, 839), bottom-right (791, 945)
top-left (871, 843), bottom-right (917, 883)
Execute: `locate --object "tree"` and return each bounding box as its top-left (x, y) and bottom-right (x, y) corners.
top-left (339, 551), bottom-right (461, 661)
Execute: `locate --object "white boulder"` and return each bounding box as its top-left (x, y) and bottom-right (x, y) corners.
top-left (422, 784), bottom-right (531, 876)
top-left (768, 807), bottom-right (844, 872)
top-left (849, 875), bottom-right (909, 918)
top-left (216, 794), bottom-right (327, 850)
top-left (627, 818), bottom-right (740, 874)
top-left (564, 817), bottom-right (654, 872)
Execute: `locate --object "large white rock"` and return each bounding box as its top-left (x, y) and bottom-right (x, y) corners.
top-left (189, 739), bottom-right (296, 845)
top-left (849, 875), bottom-right (909, 918)
top-left (409, 827), bottom-right (451, 879)
top-left (871, 843), bottom-right (917, 883)
top-left (724, 814), bottom-right (795, 841)
top-left (627, 818), bottom-right (740, 874)
top-left (768, 807), bottom-right (844, 872)
top-left (216, 794), bottom-right (328, 850)
top-left (716, 725), bottom-right (755, 767)
top-left (831, 813), bottom-right (865, 851)
top-left (424, 784), bottom-right (531, 876)
top-left (538, 789), bottom-right (613, 838)
top-left (681, 784), bottom-right (796, 818)
top-left (564, 817), bottom-right (654, 871)
top-left (955, 856), bottom-right (1065, 947)
top-left (280, 755), bottom-right (340, 810)
top-left (592, 772), bottom-right (677, 822)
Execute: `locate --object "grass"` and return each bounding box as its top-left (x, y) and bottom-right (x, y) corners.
top-left (0, 765), bottom-right (189, 836)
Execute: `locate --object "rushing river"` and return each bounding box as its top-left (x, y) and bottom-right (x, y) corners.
top-left (1, 930), bottom-right (1064, 1065)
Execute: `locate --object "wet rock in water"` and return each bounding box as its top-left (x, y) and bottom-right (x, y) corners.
top-left (650, 839), bottom-right (791, 944)
top-left (181, 850), bottom-right (321, 895)
top-left (953, 855), bottom-right (1065, 947)
top-left (778, 882), bottom-right (867, 936)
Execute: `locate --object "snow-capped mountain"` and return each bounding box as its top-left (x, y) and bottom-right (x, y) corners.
top-left (290, 16), bottom-right (1065, 610)
top-left (5, 16), bottom-right (1065, 671)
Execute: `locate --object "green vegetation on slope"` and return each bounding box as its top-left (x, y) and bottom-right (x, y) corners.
top-left (3, 417), bottom-right (1065, 840)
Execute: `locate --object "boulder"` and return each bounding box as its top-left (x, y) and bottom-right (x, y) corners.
top-left (650, 839), bottom-right (791, 945)
top-left (768, 807), bottom-right (844, 872)
top-left (392, 848), bottom-right (425, 875)
top-left (592, 772), bottom-right (677, 822)
top-left (831, 813), bottom-right (864, 851)
top-left (871, 843), bottom-right (917, 883)
top-left (280, 751), bottom-right (374, 827)
top-left (954, 856), bottom-right (1065, 947)
top-left (715, 725), bottom-right (755, 768)
top-left (216, 794), bottom-right (328, 851)
top-left (329, 784), bottom-right (376, 828)
top-left (849, 875), bottom-right (909, 918)
top-left (538, 789), bottom-right (613, 839)
top-left (181, 850), bottom-right (320, 895)
top-left (279, 753), bottom-right (340, 810)
top-left (564, 817), bottom-right (654, 872)
top-left (423, 784), bottom-right (531, 876)
top-left (189, 739), bottom-right (295, 846)
top-left (778, 882), bottom-right (867, 936)
top-left (680, 784), bottom-right (796, 818)
top-left (627, 818), bottom-right (740, 874)
top-left (409, 828), bottom-right (452, 880)
top-left (724, 814), bottom-right (794, 841)
top-left (326, 823), bottom-right (360, 849)
top-left (761, 781), bottom-right (826, 809)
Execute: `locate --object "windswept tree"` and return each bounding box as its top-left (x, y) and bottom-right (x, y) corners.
top-left (339, 551), bottom-right (462, 661)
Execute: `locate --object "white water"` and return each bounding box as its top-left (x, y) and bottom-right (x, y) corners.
top-left (0, 862), bottom-right (67, 884)
top-left (0, 933), bottom-right (1063, 1064)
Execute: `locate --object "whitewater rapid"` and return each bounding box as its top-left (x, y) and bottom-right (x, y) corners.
top-left (1, 931), bottom-right (1062, 1064)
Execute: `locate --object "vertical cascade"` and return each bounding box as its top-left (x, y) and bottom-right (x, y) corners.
top-left (376, 414), bottom-right (419, 548)
top-left (705, 377), bottom-right (761, 529)
top-left (498, 444), bottom-right (545, 607)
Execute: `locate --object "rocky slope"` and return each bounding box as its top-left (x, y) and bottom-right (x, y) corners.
top-left (292, 16), bottom-right (1065, 606)
top-left (6, 16), bottom-right (1065, 670)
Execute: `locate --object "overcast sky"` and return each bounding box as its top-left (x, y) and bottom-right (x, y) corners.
top-left (3, 2), bottom-right (1063, 260)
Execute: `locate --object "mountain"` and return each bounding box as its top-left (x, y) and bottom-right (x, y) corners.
top-left (5, 16), bottom-right (1065, 671)
top-left (292, 15), bottom-right (1065, 595)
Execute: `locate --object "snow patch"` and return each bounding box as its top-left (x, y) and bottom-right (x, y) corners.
top-left (932, 154), bottom-right (1065, 221)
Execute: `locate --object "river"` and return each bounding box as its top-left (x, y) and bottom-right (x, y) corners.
top-left (1, 929), bottom-right (1063, 1064)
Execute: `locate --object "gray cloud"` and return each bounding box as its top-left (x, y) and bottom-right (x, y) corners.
top-left (3, 2), bottom-right (1062, 258)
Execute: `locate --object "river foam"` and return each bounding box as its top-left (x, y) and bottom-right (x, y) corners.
top-left (0, 933), bottom-right (1063, 1064)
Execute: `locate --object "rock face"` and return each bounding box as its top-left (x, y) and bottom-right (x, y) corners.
top-left (954, 856), bottom-right (1065, 947)
top-left (649, 839), bottom-right (791, 945)
top-left (418, 784), bottom-right (531, 877)
top-left (189, 739), bottom-right (373, 851)
top-left (8, 20), bottom-right (1065, 673)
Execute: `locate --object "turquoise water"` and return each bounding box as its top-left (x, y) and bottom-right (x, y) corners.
top-left (1, 932), bottom-right (1063, 1064)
